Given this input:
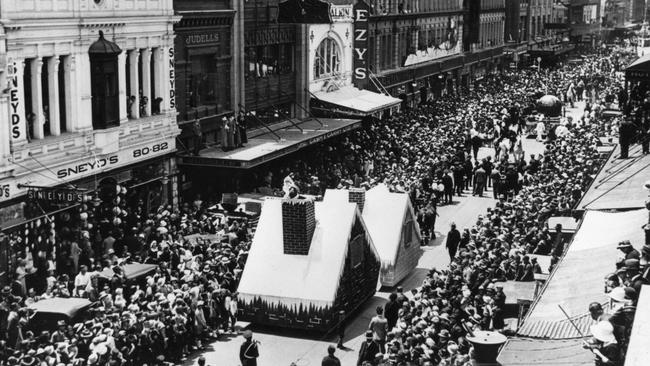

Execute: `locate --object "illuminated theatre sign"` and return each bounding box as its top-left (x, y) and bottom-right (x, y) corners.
top-left (278, 0), bottom-right (332, 23)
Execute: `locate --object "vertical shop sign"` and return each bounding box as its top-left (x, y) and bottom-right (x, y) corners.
top-left (169, 48), bottom-right (176, 109)
top-left (353, 0), bottom-right (369, 89)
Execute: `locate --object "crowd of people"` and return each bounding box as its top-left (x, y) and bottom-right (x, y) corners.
top-left (2, 189), bottom-right (255, 365)
top-left (0, 43), bottom-right (643, 366)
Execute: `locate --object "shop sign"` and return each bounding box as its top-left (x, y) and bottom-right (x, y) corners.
top-left (7, 58), bottom-right (26, 142)
top-left (169, 48), bottom-right (176, 109)
top-left (0, 137), bottom-right (175, 204)
top-left (185, 33), bottom-right (220, 46)
top-left (352, 0), bottom-right (370, 89)
top-left (27, 189), bottom-right (84, 204)
top-left (331, 5), bottom-right (353, 22)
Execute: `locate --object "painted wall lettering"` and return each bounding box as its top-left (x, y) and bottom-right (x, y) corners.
top-left (169, 47), bottom-right (176, 109)
top-left (352, 0), bottom-right (369, 89)
top-left (7, 59), bottom-right (23, 140)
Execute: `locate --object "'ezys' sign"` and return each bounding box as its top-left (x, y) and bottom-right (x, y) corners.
top-left (352, 0), bottom-right (369, 89)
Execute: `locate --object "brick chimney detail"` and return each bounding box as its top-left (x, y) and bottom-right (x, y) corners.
top-left (348, 188), bottom-right (366, 212)
top-left (281, 199), bottom-right (316, 255)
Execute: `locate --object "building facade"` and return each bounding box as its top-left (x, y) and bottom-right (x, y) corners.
top-left (173, 0), bottom-right (237, 152)
top-left (569, 0), bottom-right (602, 45)
top-left (464, 0), bottom-right (507, 82)
top-left (363, 0), bottom-right (467, 105)
top-left (0, 1), bottom-right (180, 241)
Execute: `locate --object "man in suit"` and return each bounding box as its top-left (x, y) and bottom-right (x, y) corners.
top-left (619, 119), bottom-right (637, 158)
top-left (239, 330), bottom-right (259, 366)
top-left (357, 331), bottom-right (380, 366)
top-left (442, 171), bottom-right (454, 204)
top-left (453, 164), bottom-right (465, 197)
top-left (384, 293), bottom-right (400, 331)
top-left (624, 259), bottom-right (646, 294)
top-left (322, 345), bottom-right (341, 366)
top-left (617, 241), bottom-right (640, 260)
top-left (473, 165), bottom-right (487, 197)
top-left (445, 223), bottom-right (461, 261)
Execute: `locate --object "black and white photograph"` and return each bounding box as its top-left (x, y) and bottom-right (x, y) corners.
top-left (0, 0), bottom-right (649, 365)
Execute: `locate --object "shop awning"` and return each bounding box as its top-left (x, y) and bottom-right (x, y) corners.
top-left (311, 85), bottom-right (402, 116)
top-left (179, 118), bottom-right (362, 169)
top-left (626, 53), bottom-right (650, 80)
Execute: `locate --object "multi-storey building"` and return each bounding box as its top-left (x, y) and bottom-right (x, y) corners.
top-left (173, 0), bottom-right (238, 153)
top-left (0, 1), bottom-right (180, 237)
top-left (359, 0), bottom-right (466, 105)
top-left (569, 0), bottom-right (602, 45)
top-left (463, 0), bottom-right (507, 81)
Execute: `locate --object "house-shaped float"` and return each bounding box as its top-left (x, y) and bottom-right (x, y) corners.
top-left (237, 197), bottom-right (380, 332)
top-left (324, 185), bottom-right (422, 287)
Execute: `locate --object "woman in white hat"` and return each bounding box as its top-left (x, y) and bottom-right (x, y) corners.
top-left (588, 321), bottom-right (622, 366)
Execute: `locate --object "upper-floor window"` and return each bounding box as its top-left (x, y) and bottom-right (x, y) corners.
top-left (314, 38), bottom-right (341, 80)
top-left (89, 32), bottom-right (121, 130)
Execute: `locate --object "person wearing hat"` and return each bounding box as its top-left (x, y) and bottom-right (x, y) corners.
top-left (609, 286), bottom-right (637, 350)
top-left (368, 306), bottom-right (388, 353)
top-left (445, 223), bottom-right (461, 262)
top-left (616, 241), bottom-right (640, 261)
top-left (335, 310), bottom-right (346, 350)
top-left (321, 344), bottom-right (341, 366)
top-left (357, 330), bottom-right (380, 366)
top-left (623, 259), bottom-right (646, 295)
top-left (586, 321), bottom-right (622, 366)
top-left (239, 330), bottom-right (259, 366)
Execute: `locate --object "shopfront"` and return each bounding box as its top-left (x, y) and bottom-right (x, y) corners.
top-left (0, 135), bottom-right (177, 288)
top-left (174, 8), bottom-right (236, 151)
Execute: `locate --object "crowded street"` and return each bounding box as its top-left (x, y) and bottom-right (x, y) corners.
top-left (2, 1), bottom-right (650, 366)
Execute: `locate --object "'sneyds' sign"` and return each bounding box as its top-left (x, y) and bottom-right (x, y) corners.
top-left (28, 189), bottom-right (84, 204)
top-left (353, 0), bottom-right (370, 89)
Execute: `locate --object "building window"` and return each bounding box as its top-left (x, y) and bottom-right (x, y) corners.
top-left (245, 43), bottom-right (294, 79)
top-left (349, 234), bottom-right (365, 268)
top-left (89, 32), bottom-right (121, 130)
top-left (313, 37), bottom-right (341, 80)
top-left (188, 55), bottom-right (217, 108)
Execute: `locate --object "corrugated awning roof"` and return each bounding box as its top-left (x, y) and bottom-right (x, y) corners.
top-left (498, 338), bottom-right (594, 366)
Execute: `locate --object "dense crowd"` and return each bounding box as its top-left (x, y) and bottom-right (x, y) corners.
top-left (0, 44), bottom-right (642, 366)
top-left (2, 192), bottom-right (254, 365)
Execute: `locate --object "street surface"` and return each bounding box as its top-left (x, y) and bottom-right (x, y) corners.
top-left (187, 103), bottom-right (585, 366)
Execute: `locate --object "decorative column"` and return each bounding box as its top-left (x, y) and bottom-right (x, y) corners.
top-left (118, 51), bottom-right (127, 122)
top-left (77, 50), bottom-right (93, 131)
top-left (128, 49), bottom-right (140, 119)
top-left (141, 48), bottom-right (151, 117)
top-left (47, 57), bottom-right (61, 136)
top-left (30, 57), bottom-right (45, 140)
top-left (63, 55), bottom-right (78, 132)
top-left (153, 47), bottom-right (164, 114)
top-left (7, 57), bottom-right (27, 146)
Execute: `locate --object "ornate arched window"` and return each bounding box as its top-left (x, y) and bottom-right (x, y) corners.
top-left (313, 37), bottom-right (341, 80)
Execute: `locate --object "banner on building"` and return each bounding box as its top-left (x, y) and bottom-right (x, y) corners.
top-left (27, 188), bottom-right (85, 204)
top-left (278, 0), bottom-right (332, 24)
top-left (352, 0), bottom-right (370, 90)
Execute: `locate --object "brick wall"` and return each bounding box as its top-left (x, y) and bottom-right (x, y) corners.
top-left (281, 199), bottom-right (316, 255)
top-left (348, 188), bottom-right (366, 212)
